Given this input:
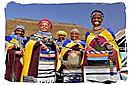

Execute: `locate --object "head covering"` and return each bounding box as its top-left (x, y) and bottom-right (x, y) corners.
top-left (91, 10), bottom-right (104, 18)
top-left (14, 25), bottom-right (25, 31)
top-left (70, 28), bottom-right (80, 34)
top-left (39, 18), bottom-right (53, 29)
top-left (56, 30), bottom-right (67, 36)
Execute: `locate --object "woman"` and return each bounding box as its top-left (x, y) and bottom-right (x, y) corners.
top-left (56, 28), bottom-right (85, 71)
top-left (56, 30), bottom-right (67, 52)
top-left (20, 19), bottom-right (58, 83)
top-left (56, 28), bottom-right (85, 83)
top-left (5, 25), bottom-right (28, 82)
top-left (81, 10), bottom-right (122, 71)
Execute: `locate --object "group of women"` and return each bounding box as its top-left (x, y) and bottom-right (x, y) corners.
top-left (5, 10), bottom-right (122, 83)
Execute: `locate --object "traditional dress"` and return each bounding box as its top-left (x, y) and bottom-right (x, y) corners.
top-left (56, 39), bottom-right (85, 71)
top-left (20, 31), bottom-right (59, 82)
top-left (56, 39), bottom-right (66, 53)
top-left (81, 28), bottom-right (122, 71)
top-left (34, 31), bottom-right (56, 60)
top-left (56, 40), bottom-right (64, 47)
top-left (5, 33), bottom-right (28, 82)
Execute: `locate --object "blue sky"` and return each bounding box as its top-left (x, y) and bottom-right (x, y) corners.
top-left (5, 2), bottom-right (126, 33)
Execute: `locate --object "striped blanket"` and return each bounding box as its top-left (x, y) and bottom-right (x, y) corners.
top-left (37, 45), bottom-right (56, 83)
top-left (63, 68), bottom-right (83, 83)
top-left (86, 50), bottom-right (109, 60)
top-left (36, 60), bottom-right (56, 83)
top-left (83, 66), bottom-right (119, 83)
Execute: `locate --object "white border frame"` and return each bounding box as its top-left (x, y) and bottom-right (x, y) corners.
top-left (0, 0), bottom-right (129, 85)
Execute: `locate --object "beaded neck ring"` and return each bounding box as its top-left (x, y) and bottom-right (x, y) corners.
top-left (92, 26), bottom-right (104, 34)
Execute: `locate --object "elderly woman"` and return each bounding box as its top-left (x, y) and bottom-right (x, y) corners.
top-left (56, 28), bottom-right (85, 83)
top-left (20, 19), bottom-right (59, 82)
top-left (82, 10), bottom-right (122, 72)
top-left (5, 25), bottom-right (28, 82)
top-left (56, 28), bottom-right (85, 71)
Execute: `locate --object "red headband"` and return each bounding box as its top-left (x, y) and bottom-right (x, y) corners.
top-left (39, 18), bottom-right (53, 29)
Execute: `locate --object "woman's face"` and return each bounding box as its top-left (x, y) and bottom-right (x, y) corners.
top-left (70, 32), bottom-right (79, 40)
top-left (39, 21), bottom-right (50, 32)
top-left (91, 12), bottom-right (103, 27)
top-left (58, 35), bottom-right (65, 40)
top-left (15, 28), bottom-right (24, 37)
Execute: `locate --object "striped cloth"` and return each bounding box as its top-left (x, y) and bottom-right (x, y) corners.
top-left (63, 68), bottom-right (83, 83)
top-left (38, 45), bottom-right (56, 83)
top-left (40, 49), bottom-right (56, 61)
top-left (86, 50), bottom-right (109, 60)
top-left (36, 61), bottom-right (56, 83)
top-left (83, 66), bottom-right (118, 83)
top-left (37, 46), bottom-right (56, 83)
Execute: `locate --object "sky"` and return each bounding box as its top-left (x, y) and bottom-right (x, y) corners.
top-left (5, 1), bottom-right (126, 33)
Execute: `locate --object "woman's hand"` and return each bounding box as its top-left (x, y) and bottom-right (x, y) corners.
top-left (41, 43), bottom-right (48, 50)
top-left (15, 50), bottom-right (23, 56)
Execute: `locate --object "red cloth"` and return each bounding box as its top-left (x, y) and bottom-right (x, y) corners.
top-left (39, 18), bottom-right (53, 29)
top-left (5, 50), bottom-right (23, 82)
top-left (27, 42), bottom-right (41, 77)
top-left (84, 36), bottom-right (120, 71)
